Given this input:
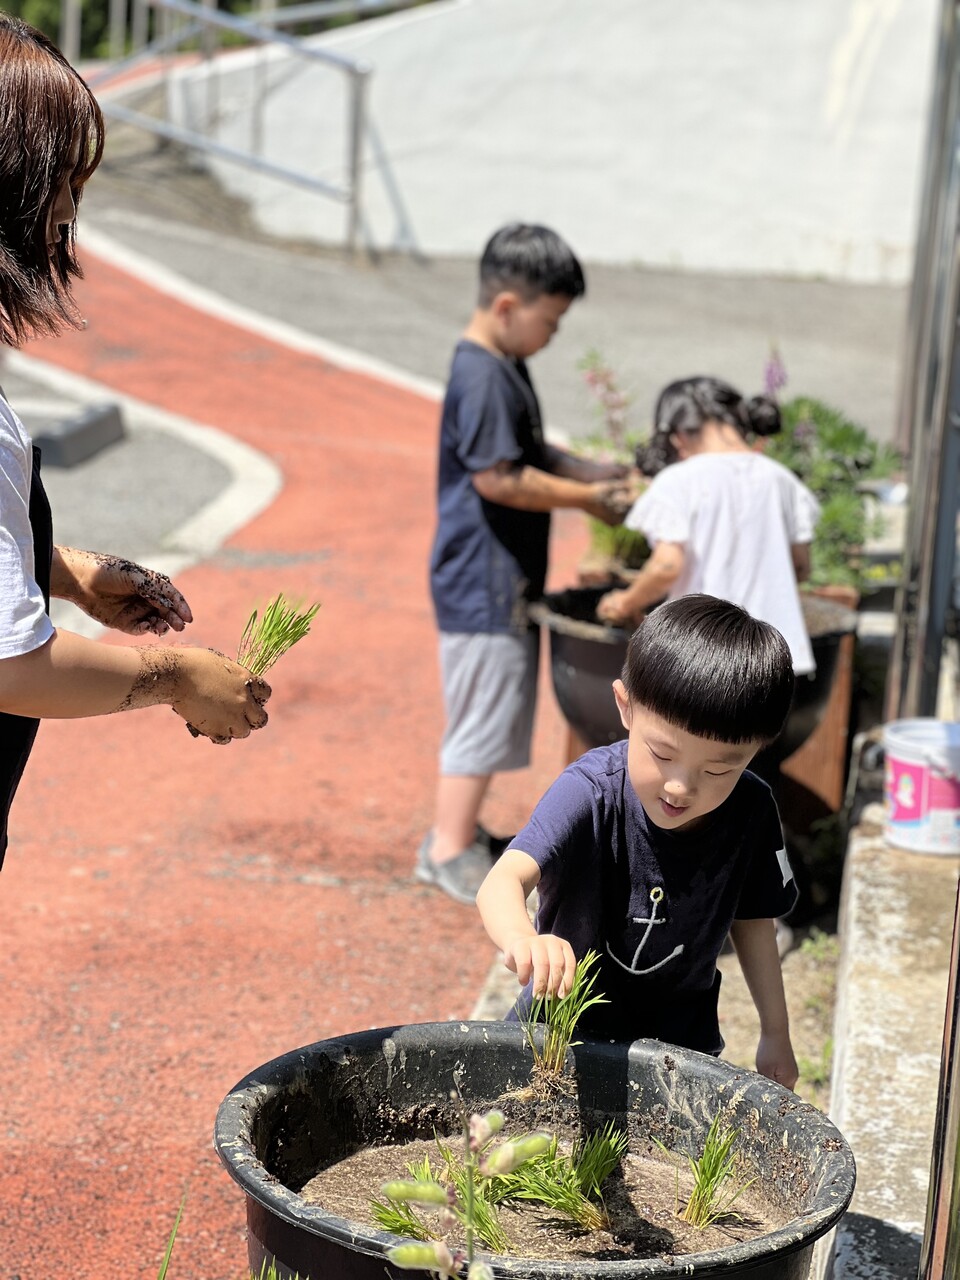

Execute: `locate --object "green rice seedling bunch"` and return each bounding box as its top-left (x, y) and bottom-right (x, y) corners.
top-left (573, 1121), bottom-right (629, 1198)
top-left (237, 593), bottom-right (321, 676)
top-left (524, 949), bottom-right (609, 1077)
top-left (372, 1156), bottom-right (437, 1240)
top-left (382, 1095), bottom-right (553, 1278)
top-left (488, 1123), bottom-right (626, 1231)
top-left (435, 1135), bottom-right (511, 1253)
top-left (488, 1136), bottom-right (606, 1232)
top-left (660, 1112), bottom-right (754, 1229)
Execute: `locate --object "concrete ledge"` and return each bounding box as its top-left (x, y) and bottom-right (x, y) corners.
top-left (823, 804), bottom-right (959, 1279)
top-left (33, 401), bottom-right (125, 467)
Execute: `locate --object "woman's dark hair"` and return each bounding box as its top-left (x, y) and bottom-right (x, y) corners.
top-left (0, 14), bottom-right (105, 346)
top-left (622, 594), bottom-right (795, 745)
top-left (635, 376), bottom-right (781, 477)
top-left (478, 223), bottom-right (586, 306)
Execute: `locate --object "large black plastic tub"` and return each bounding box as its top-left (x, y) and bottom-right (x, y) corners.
top-left (215, 1022), bottom-right (855, 1280)
top-left (530, 587), bottom-right (857, 761)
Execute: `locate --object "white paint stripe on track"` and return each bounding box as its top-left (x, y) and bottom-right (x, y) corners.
top-left (78, 224), bottom-right (446, 404)
top-left (4, 348), bottom-right (283, 638)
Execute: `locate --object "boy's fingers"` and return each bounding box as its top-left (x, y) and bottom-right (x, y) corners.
top-left (557, 949), bottom-right (578, 1000)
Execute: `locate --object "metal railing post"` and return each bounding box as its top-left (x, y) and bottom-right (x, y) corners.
top-left (345, 65), bottom-right (370, 256)
top-left (108, 0), bottom-right (128, 59)
top-left (919, 877), bottom-right (960, 1277)
top-left (59, 0), bottom-right (82, 62)
top-left (131, 0), bottom-right (149, 54)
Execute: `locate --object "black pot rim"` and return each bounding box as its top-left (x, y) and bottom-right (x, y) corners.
top-left (215, 1022), bottom-right (856, 1278)
top-left (530, 589), bottom-right (858, 645)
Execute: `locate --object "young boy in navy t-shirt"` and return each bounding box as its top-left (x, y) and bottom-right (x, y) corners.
top-left (477, 594), bottom-right (800, 1088)
top-left (418, 224), bottom-right (632, 906)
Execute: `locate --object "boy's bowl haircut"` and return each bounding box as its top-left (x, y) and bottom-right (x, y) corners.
top-left (622, 595), bottom-right (795, 745)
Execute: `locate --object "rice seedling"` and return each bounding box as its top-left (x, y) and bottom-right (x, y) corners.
top-left (489, 1136), bottom-right (606, 1231)
top-left (658, 1112), bottom-right (754, 1229)
top-left (486, 1122), bottom-right (626, 1232)
top-left (383, 1097), bottom-right (552, 1274)
top-left (156, 1199), bottom-right (184, 1280)
top-left (573, 1121), bottom-right (630, 1198)
top-left (156, 1205), bottom-right (310, 1279)
top-left (236, 593), bottom-right (321, 676)
top-left (524, 949), bottom-right (609, 1076)
top-left (435, 1135), bottom-right (511, 1253)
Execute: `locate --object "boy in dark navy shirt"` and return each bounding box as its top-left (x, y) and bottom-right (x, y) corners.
top-left (477, 595), bottom-right (800, 1088)
top-left (418, 224), bottom-right (632, 905)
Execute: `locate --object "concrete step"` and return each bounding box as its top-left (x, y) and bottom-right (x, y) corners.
top-left (8, 392), bottom-right (125, 468)
top-left (820, 802), bottom-right (958, 1279)
top-left (1, 359), bottom-right (126, 467)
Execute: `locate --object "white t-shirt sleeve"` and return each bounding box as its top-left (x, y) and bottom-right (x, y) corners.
top-left (624, 469), bottom-right (690, 544)
top-left (0, 399), bottom-right (54, 660)
top-left (784, 472), bottom-right (821, 544)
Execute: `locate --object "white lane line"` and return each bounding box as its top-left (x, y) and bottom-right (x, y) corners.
top-left (78, 224), bottom-right (445, 403)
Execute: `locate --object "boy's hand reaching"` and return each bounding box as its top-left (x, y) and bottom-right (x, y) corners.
top-left (756, 1031), bottom-right (799, 1091)
top-left (503, 933), bottom-right (578, 1000)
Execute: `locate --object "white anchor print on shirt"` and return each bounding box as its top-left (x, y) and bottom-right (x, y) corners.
top-left (606, 885), bottom-right (684, 976)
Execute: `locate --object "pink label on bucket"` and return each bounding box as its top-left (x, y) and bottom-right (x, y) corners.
top-left (929, 773), bottom-right (960, 809)
top-left (886, 760), bottom-right (924, 822)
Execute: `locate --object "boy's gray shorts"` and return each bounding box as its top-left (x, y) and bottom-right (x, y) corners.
top-left (439, 629), bottom-right (540, 775)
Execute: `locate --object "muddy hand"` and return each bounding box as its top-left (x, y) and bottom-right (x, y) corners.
top-left (584, 481), bottom-right (634, 527)
top-left (596, 589), bottom-right (642, 627)
top-left (172, 648), bottom-right (272, 743)
top-left (62, 549), bottom-right (194, 635)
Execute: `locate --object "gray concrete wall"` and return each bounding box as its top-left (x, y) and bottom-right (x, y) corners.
top-left (170, 0), bottom-right (939, 281)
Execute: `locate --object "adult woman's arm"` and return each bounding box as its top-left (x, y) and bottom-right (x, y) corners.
top-left (595, 541), bottom-right (685, 625)
top-left (0, 630), bottom-right (269, 742)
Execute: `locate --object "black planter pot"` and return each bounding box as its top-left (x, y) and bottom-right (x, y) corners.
top-left (215, 1021), bottom-right (855, 1280)
top-left (529, 587), bottom-right (858, 764)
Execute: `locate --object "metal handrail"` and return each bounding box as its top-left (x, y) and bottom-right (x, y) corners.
top-left (85, 0), bottom-right (372, 254)
top-left (248, 0), bottom-right (427, 28)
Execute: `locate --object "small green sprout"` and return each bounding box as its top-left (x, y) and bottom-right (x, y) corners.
top-left (236, 593), bottom-right (321, 676)
top-left (524, 949), bottom-right (609, 1077)
top-left (156, 1198), bottom-right (184, 1280)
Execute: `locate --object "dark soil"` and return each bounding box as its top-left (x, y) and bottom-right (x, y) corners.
top-left (301, 1111), bottom-right (791, 1264)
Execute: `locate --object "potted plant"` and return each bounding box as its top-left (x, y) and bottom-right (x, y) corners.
top-left (214, 1019), bottom-right (855, 1280)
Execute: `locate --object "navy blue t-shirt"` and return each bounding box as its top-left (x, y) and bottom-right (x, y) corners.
top-left (510, 741), bottom-right (798, 1053)
top-left (429, 340), bottom-right (550, 635)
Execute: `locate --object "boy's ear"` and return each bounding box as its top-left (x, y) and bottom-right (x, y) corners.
top-left (491, 290), bottom-right (519, 322)
top-left (613, 679), bottom-right (632, 731)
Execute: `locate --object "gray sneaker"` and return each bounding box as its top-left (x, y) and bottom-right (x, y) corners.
top-left (415, 832), bottom-right (492, 905)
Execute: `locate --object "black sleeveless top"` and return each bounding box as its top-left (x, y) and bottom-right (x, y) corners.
top-left (0, 445), bottom-right (53, 870)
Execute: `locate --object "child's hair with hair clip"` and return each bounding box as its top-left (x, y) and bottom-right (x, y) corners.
top-left (621, 594), bottom-right (795, 745)
top-left (635, 376), bottom-right (780, 477)
top-left (478, 223), bottom-right (586, 307)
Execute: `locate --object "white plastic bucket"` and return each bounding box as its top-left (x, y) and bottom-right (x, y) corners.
top-left (884, 718), bottom-right (960, 854)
